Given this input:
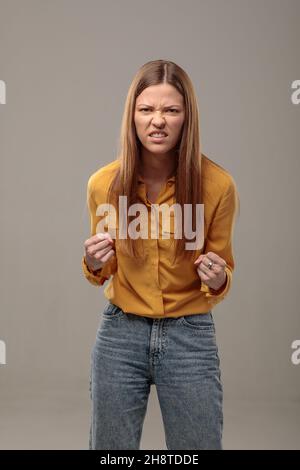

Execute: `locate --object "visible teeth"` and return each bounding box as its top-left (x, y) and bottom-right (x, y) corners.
top-left (151, 133), bottom-right (166, 136)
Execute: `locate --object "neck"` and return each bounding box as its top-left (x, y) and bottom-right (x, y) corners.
top-left (138, 150), bottom-right (178, 183)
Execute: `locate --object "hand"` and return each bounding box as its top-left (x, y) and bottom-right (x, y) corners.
top-left (194, 251), bottom-right (227, 292)
top-left (84, 232), bottom-right (115, 272)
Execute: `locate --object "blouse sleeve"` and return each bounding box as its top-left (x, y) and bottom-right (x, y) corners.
top-left (199, 177), bottom-right (238, 304)
top-left (82, 176), bottom-right (117, 287)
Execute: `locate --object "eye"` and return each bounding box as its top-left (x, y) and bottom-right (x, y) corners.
top-left (139, 108), bottom-right (179, 113)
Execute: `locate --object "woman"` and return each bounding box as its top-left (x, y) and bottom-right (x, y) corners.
top-left (82, 60), bottom-right (239, 450)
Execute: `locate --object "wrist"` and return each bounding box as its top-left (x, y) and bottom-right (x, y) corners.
top-left (210, 272), bottom-right (227, 294)
top-left (84, 257), bottom-right (103, 274)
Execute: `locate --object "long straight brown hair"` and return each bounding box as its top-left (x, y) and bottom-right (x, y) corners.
top-left (106, 59), bottom-right (239, 263)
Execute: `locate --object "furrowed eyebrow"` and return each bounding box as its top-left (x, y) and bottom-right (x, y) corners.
top-left (137, 104), bottom-right (181, 108)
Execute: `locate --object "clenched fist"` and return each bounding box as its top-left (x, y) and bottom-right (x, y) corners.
top-left (84, 232), bottom-right (115, 272)
top-left (194, 251), bottom-right (227, 292)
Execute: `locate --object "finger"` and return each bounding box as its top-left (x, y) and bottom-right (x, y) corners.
top-left (204, 256), bottom-right (226, 271)
top-left (86, 245), bottom-right (115, 270)
top-left (206, 251), bottom-right (226, 267)
top-left (94, 243), bottom-right (114, 259)
top-left (84, 232), bottom-right (114, 248)
top-left (198, 260), bottom-right (219, 276)
top-left (194, 254), bottom-right (204, 265)
top-left (84, 232), bottom-right (112, 248)
top-left (87, 238), bottom-right (113, 257)
top-left (97, 232), bottom-right (114, 244)
top-left (197, 263), bottom-right (219, 284)
top-left (200, 252), bottom-right (223, 270)
top-left (197, 266), bottom-right (210, 282)
top-left (101, 249), bottom-right (115, 263)
top-left (95, 237), bottom-right (114, 250)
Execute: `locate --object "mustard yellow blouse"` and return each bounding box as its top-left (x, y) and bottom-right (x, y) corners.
top-left (82, 155), bottom-right (238, 318)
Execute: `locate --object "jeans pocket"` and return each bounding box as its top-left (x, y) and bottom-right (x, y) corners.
top-left (102, 302), bottom-right (124, 319)
top-left (181, 311), bottom-right (215, 330)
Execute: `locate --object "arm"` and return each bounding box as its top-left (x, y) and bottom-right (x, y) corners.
top-left (82, 176), bottom-right (117, 287)
top-left (199, 177), bottom-right (238, 303)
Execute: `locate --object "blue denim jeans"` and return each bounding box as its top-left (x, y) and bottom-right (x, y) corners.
top-left (89, 301), bottom-right (223, 450)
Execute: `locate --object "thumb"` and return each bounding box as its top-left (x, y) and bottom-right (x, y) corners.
top-left (194, 254), bottom-right (204, 265)
top-left (106, 232), bottom-right (115, 244)
top-left (99, 231), bottom-right (114, 245)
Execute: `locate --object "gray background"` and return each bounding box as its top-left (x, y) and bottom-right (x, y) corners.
top-left (0, 0), bottom-right (299, 449)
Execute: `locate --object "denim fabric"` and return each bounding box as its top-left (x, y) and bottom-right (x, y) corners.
top-left (89, 301), bottom-right (223, 450)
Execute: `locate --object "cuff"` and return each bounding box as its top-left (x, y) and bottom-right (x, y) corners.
top-left (82, 255), bottom-right (108, 286)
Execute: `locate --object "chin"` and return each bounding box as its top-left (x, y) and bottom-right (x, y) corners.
top-left (146, 142), bottom-right (170, 150)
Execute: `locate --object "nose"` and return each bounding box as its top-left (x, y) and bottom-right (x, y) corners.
top-left (151, 111), bottom-right (166, 126)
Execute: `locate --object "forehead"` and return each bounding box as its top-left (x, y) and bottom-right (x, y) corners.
top-left (136, 83), bottom-right (184, 106)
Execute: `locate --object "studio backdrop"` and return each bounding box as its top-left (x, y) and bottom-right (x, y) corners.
top-left (0, 0), bottom-right (299, 450)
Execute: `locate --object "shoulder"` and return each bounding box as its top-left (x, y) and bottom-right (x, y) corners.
top-left (201, 153), bottom-right (237, 203)
top-left (87, 159), bottom-right (120, 199)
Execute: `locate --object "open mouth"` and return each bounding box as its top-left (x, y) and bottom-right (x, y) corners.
top-left (148, 132), bottom-right (168, 142)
